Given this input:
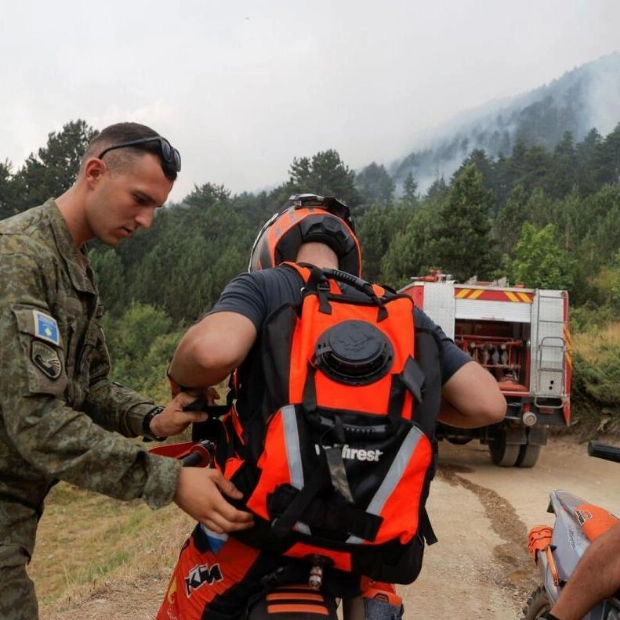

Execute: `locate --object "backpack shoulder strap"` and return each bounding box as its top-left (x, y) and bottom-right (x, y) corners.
top-left (281, 262), bottom-right (339, 304)
top-left (280, 261), bottom-right (312, 283)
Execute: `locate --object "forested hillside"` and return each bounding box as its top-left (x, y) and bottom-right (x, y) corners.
top-left (390, 51), bottom-right (620, 193)
top-left (2, 114), bottom-right (620, 420)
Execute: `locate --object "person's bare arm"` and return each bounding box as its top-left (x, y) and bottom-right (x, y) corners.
top-left (168, 312), bottom-right (257, 390)
top-left (438, 361), bottom-right (506, 428)
top-left (549, 521), bottom-right (620, 620)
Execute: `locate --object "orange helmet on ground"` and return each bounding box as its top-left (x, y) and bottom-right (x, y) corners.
top-left (248, 194), bottom-right (362, 276)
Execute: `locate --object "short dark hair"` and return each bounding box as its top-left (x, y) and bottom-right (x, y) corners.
top-left (82, 122), bottom-right (178, 181)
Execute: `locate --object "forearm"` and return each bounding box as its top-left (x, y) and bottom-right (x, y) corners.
top-left (439, 361), bottom-right (507, 428)
top-left (84, 378), bottom-right (156, 437)
top-left (438, 399), bottom-right (503, 428)
top-left (3, 391), bottom-right (179, 507)
top-left (82, 336), bottom-right (156, 436)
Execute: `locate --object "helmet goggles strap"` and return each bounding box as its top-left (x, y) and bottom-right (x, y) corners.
top-left (289, 194), bottom-right (355, 232)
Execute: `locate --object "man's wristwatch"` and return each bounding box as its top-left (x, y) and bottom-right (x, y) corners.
top-left (142, 406), bottom-right (166, 442)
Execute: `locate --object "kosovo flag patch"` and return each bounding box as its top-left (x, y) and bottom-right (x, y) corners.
top-left (33, 310), bottom-right (60, 346)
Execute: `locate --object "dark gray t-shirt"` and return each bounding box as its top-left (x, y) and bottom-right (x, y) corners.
top-left (211, 265), bottom-right (471, 385)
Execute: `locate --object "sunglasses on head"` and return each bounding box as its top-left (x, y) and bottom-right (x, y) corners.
top-left (97, 136), bottom-right (181, 173)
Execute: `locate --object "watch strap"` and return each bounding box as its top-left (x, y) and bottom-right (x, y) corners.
top-left (142, 406), bottom-right (166, 442)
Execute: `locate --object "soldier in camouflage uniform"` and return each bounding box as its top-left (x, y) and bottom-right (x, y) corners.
top-left (0, 122), bottom-right (253, 619)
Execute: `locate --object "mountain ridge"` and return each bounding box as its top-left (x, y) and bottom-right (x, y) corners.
top-left (389, 51), bottom-right (620, 191)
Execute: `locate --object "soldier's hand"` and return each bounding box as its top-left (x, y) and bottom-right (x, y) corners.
top-left (174, 467), bottom-right (254, 533)
top-left (150, 392), bottom-right (208, 438)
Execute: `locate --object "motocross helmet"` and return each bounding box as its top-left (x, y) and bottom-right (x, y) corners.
top-left (248, 193), bottom-right (362, 276)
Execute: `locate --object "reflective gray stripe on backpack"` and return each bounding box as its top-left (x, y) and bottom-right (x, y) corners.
top-left (282, 405), bottom-right (304, 488)
top-left (346, 424), bottom-right (424, 544)
top-left (281, 405), bottom-right (312, 534)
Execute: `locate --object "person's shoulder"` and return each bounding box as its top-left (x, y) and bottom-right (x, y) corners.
top-left (267, 263), bottom-right (305, 282)
top-left (235, 264), bottom-right (304, 287)
top-left (247, 264), bottom-right (304, 308)
top-left (412, 304), bottom-right (436, 326)
top-left (218, 267), bottom-right (290, 298)
top-left (0, 228), bottom-right (57, 305)
top-left (224, 267), bottom-right (280, 288)
top-left (1, 204), bottom-right (52, 240)
top-left (1, 203), bottom-right (49, 230)
top-left (1, 213), bottom-right (51, 252)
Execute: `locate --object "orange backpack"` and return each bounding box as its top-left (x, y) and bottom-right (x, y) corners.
top-left (229, 263), bottom-right (442, 584)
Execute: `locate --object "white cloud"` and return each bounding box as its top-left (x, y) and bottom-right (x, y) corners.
top-left (1, 0), bottom-right (618, 201)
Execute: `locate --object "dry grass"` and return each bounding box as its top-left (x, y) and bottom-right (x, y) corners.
top-left (32, 379), bottom-right (232, 615)
top-left (31, 482), bottom-right (194, 615)
top-left (572, 321), bottom-right (620, 364)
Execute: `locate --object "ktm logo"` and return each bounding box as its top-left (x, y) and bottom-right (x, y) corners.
top-left (315, 444), bottom-right (384, 462)
top-left (185, 562), bottom-right (223, 597)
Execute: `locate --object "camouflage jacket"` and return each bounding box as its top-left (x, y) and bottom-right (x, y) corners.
top-left (0, 200), bottom-right (181, 555)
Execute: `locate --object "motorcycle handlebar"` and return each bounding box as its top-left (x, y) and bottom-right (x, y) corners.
top-left (182, 452), bottom-right (206, 467)
top-left (180, 439), bottom-right (216, 468)
top-left (588, 441), bottom-right (620, 463)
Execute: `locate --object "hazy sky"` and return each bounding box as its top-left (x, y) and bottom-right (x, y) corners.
top-left (1, 0), bottom-right (618, 202)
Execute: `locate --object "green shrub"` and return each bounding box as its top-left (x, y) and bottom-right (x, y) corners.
top-left (103, 303), bottom-right (181, 401)
top-left (572, 347), bottom-right (620, 419)
top-left (570, 304), bottom-right (618, 333)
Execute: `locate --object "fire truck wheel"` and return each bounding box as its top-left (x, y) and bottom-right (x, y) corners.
top-left (446, 437), bottom-right (473, 445)
top-left (489, 430), bottom-right (520, 467)
top-left (516, 443), bottom-right (541, 468)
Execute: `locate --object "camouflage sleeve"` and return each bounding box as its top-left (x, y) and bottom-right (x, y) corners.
top-left (0, 248), bottom-right (181, 509)
top-left (82, 315), bottom-right (155, 438)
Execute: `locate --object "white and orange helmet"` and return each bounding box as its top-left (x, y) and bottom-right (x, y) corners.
top-left (248, 194), bottom-right (362, 276)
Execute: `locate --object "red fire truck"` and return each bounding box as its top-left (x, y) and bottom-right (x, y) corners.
top-left (400, 270), bottom-right (571, 467)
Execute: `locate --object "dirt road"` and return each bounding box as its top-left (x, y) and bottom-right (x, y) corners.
top-left (403, 437), bottom-right (620, 619)
top-left (42, 436), bottom-right (620, 619)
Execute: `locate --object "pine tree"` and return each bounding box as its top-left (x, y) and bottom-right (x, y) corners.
top-left (402, 171), bottom-right (419, 208)
top-left (355, 162), bottom-right (395, 207)
top-left (287, 150), bottom-right (361, 207)
top-left (0, 161), bottom-right (19, 220)
top-left (435, 164), bottom-right (498, 281)
top-left (493, 184), bottom-right (531, 257)
top-left (12, 120), bottom-right (97, 212)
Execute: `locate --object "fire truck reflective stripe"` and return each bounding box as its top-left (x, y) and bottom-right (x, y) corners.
top-left (346, 425), bottom-right (423, 544)
top-left (456, 289), bottom-right (534, 302)
top-left (504, 291), bottom-right (533, 302)
top-left (564, 327), bottom-right (572, 367)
